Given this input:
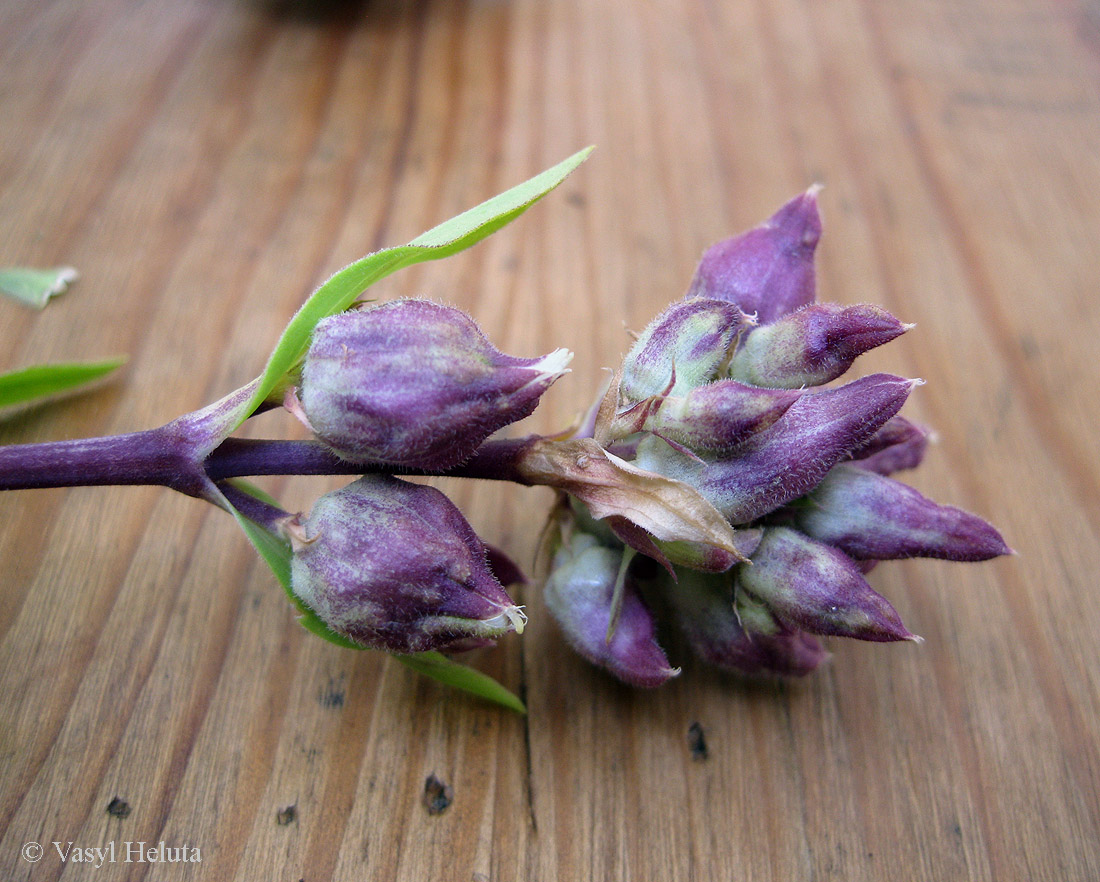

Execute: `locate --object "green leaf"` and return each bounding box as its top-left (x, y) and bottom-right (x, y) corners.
top-left (221, 480), bottom-right (527, 711)
top-left (395, 652), bottom-right (526, 714)
top-left (0, 266), bottom-right (78, 308)
top-left (0, 357), bottom-right (126, 411)
top-left (241, 147), bottom-right (593, 421)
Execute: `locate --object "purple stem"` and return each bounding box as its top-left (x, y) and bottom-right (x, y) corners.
top-left (217, 481), bottom-right (291, 532)
top-left (203, 437), bottom-right (538, 484)
top-left (0, 428), bottom-right (211, 497)
top-left (0, 434), bottom-right (539, 494)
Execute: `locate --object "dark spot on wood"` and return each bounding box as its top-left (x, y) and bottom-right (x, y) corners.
top-left (318, 674), bottom-right (346, 708)
top-left (423, 773), bottom-right (454, 815)
top-left (1020, 333), bottom-right (1040, 360)
top-left (106, 796), bottom-right (131, 818)
top-left (688, 722), bottom-right (708, 761)
top-left (276, 804), bottom-right (298, 826)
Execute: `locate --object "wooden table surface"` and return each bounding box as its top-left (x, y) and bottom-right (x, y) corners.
top-left (2, 0), bottom-right (1099, 879)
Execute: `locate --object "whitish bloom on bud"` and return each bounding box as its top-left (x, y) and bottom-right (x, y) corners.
top-left (618, 298), bottom-right (749, 404)
top-left (847, 416), bottom-right (930, 475)
top-left (795, 464), bottom-right (1012, 561)
top-left (633, 373), bottom-right (918, 524)
top-left (289, 475), bottom-right (524, 654)
top-left (543, 531), bottom-right (678, 687)
top-left (729, 303), bottom-right (910, 389)
top-left (686, 189), bottom-right (822, 324)
top-left (300, 299), bottom-right (571, 469)
top-left (665, 568), bottom-right (827, 677)
top-left (739, 527), bottom-right (916, 642)
top-left (630, 379), bottom-right (803, 452)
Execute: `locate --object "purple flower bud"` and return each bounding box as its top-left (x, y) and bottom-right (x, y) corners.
top-left (846, 416), bottom-right (930, 475)
top-left (289, 475), bottom-right (524, 654)
top-left (619, 298), bottom-right (749, 404)
top-left (739, 527), bottom-right (917, 642)
top-left (729, 303), bottom-right (910, 389)
top-left (300, 299), bottom-right (571, 469)
top-left (634, 373), bottom-right (917, 524)
top-left (639, 379), bottom-right (803, 451)
top-left (796, 464), bottom-right (1012, 561)
top-left (544, 532), bottom-right (679, 687)
top-left (686, 189), bottom-right (821, 324)
top-left (666, 568), bottom-right (827, 676)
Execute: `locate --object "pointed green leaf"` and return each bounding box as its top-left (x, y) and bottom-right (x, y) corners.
top-left (0, 266), bottom-right (78, 308)
top-left (395, 652), bottom-right (527, 714)
top-left (0, 357), bottom-right (126, 412)
top-left (241, 147), bottom-right (593, 422)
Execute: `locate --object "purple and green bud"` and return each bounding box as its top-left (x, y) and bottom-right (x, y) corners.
top-left (655, 527), bottom-right (763, 573)
top-left (739, 527), bottom-right (917, 642)
top-left (300, 299), bottom-right (571, 470)
top-left (289, 475), bottom-right (524, 654)
top-left (795, 464), bottom-right (1012, 561)
top-left (633, 373), bottom-right (917, 524)
top-left (729, 303), bottom-right (910, 389)
top-left (686, 189), bottom-right (821, 324)
top-left (543, 531), bottom-right (679, 688)
top-left (847, 416), bottom-right (930, 475)
top-left (629, 379), bottom-right (803, 452)
top-left (666, 568), bottom-right (827, 677)
top-left (618, 298), bottom-right (749, 404)
top-left (564, 496), bottom-right (750, 576)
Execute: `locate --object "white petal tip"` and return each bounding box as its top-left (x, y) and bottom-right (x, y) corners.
top-left (503, 604), bottom-right (527, 634)
top-left (532, 348), bottom-right (574, 377)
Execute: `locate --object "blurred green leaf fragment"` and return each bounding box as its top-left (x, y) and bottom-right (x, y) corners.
top-left (0, 266), bottom-right (78, 308)
top-left (0, 357), bottom-right (126, 413)
top-left (395, 652), bottom-right (527, 714)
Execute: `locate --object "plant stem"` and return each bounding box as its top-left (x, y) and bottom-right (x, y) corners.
top-left (0, 428), bottom-right (211, 496)
top-left (217, 481), bottom-right (291, 531)
top-left (203, 437), bottom-right (539, 484)
top-left (0, 434), bottom-right (541, 494)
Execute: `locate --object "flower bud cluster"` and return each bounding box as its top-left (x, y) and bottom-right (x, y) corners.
top-left (288, 300), bottom-right (570, 655)
top-left (542, 191), bottom-right (1009, 683)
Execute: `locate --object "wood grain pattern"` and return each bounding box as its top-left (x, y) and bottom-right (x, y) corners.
top-left (2, 0), bottom-right (1098, 878)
